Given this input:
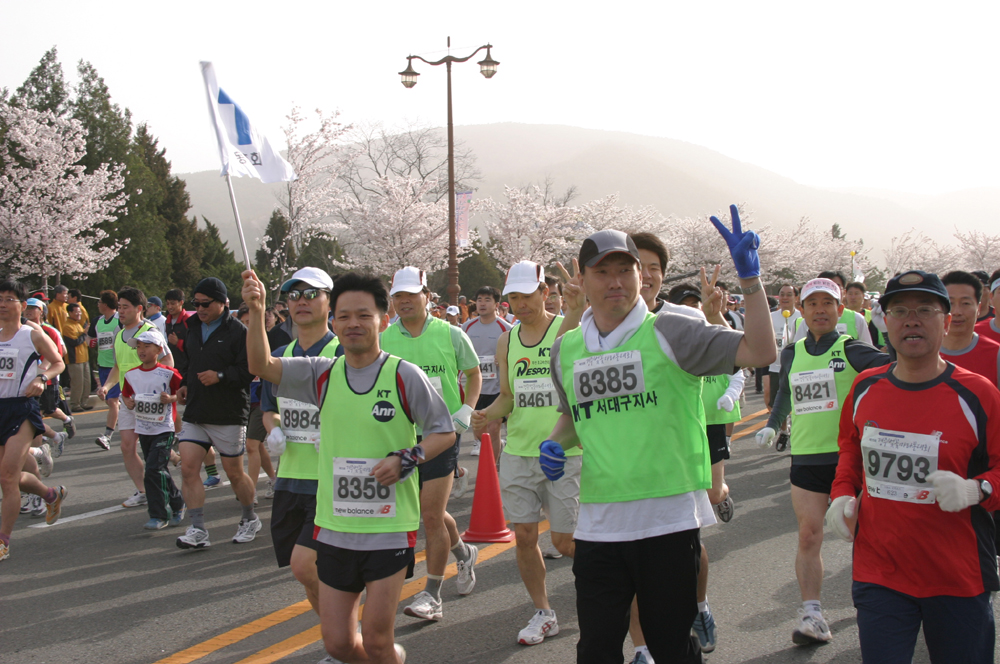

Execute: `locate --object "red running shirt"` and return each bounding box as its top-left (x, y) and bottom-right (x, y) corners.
top-left (941, 334), bottom-right (1000, 388)
top-left (975, 317), bottom-right (1000, 346)
top-left (832, 363), bottom-right (1000, 598)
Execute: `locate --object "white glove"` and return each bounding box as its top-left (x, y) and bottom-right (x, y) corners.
top-left (825, 495), bottom-right (857, 542)
top-left (452, 404), bottom-right (474, 435)
top-left (756, 426), bottom-right (776, 449)
top-left (265, 427), bottom-right (287, 456)
top-left (717, 394), bottom-right (735, 412)
top-left (927, 471), bottom-right (980, 512)
top-left (870, 302), bottom-right (887, 334)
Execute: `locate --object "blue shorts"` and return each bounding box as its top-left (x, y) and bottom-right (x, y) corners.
top-left (98, 366), bottom-right (121, 399)
top-left (0, 397), bottom-right (45, 446)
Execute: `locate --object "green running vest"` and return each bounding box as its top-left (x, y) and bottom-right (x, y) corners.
top-left (314, 355), bottom-right (420, 534)
top-left (114, 321), bottom-right (156, 390)
top-left (788, 334), bottom-right (859, 456)
top-left (506, 315), bottom-right (580, 457)
top-left (380, 317), bottom-right (461, 425)
top-left (702, 374), bottom-right (742, 425)
top-left (276, 337), bottom-right (341, 481)
top-left (558, 313), bottom-right (711, 503)
top-left (838, 309), bottom-right (859, 339)
top-left (95, 315), bottom-right (120, 368)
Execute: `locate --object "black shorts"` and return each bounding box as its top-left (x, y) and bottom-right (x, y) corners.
top-left (316, 541), bottom-right (415, 593)
top-left (476, 393), bottom-right (506, 423)
top-left (270, 490), bottom-right (318, 567)
top-left (789, 463), bottom-right (837, 494)
top-left (418, 433), bottom-right (460, 485)
top-left (0, 397), bottom-right (45, 446)
top-left (39, 383), bottom-right (59, 415)
top-left (767, 371), bottom-right (780, 408)
top-left (246, 404), bottom-right (267, 442)
top-left (707, 424), bottom-right (730, 465)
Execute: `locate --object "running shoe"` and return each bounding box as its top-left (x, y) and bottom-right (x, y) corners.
top-left (792, 610), bottom-right (832, 645)
top-left (452, 466), bottom-right (469, 499)
top-left (317, 655), bottom-right (345, 664)
top-left (52, 432), bottom-right (67, 458)
top-left (30, 494), bottom-right (47, 517)
top-left (45, 486), bottom-right (68, 525)
top-left (144, 518), bottom-right (169, 530)
top-left (692, 608), bottom-right (717, 653)
top-left (0, 540), bottom-right (8, 561)
top-left (169, 506), bottom-right (186, 527)
top-left (542, 546), bottom-right (563, 559)
top-left (95, 435), bottom-right (111, 451)
top-left (394, 644), bottom-right (406, 663)
top-left (232, 516), bottom-right (262, 543)
top-left (203, 475), bottom-right (221, 489)
top-left (20, 493), bottom-right (31, 514)
top-left (518, 609), bottom-right (559, 645)
top-left (456, 543), bottom-right (478, 595)
top-left (630, 650), bottom-right (652, 664)
top-left (264, 478), bottom-right (275, 499)
top-left (403, 591), bottom-right (443, 621)
top-left (176, 526), bottom-right (211, 550)
top-left (122, 490), bottom-right (147, 508)
top-left (470, 440), bottom-right (481, 456)
top-left (36, 443), bottom-right (53, 478)
top-left (775, 432), bottom-right (790, 452)
top-left (715, 496), bottom-right (734, 523)
top-left (64, 417), bottom-right (76, 439)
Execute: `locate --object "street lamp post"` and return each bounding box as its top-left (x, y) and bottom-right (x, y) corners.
top-left (399, 38), bottom-right (499, 304)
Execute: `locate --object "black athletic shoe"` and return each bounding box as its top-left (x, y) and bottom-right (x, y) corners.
top-left (775, 432), bottom-right (789, 452)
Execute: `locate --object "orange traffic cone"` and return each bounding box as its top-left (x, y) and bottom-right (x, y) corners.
top-left (461, 433), bottom-right (514, 543)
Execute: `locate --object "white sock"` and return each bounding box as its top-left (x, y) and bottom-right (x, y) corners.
top-left (539, 608), bottom-right (555, 617)
top-left (803, 600), bottom-right (822, 615)
top-left (698, 599), bottom-right (710, 614)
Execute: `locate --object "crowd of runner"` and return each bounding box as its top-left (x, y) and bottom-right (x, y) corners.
top-left (1, 206), bottom-right (999, 664)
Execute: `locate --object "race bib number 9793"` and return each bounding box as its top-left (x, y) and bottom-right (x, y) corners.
top-left (860, 426), bottom-right (939, 504)
top-left (572, 351), bottom-right (645, 403)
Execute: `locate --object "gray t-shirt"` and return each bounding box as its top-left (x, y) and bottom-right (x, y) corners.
top-left (276, 351), bottom-right (454, 550)
top-left (461, 316), bottom-right (513, 395)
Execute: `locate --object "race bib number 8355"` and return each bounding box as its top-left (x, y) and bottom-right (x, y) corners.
top-left (572, 351), bottom-right (645, 403)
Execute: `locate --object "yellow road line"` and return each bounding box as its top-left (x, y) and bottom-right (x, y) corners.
top-left (732, 421), bottom-right (766, 441)
top-left (736, 408), bottom-right (767, 424)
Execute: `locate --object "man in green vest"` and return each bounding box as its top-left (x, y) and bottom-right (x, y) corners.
top-left (470, 260), bottom-right (580, 646)
top-left (97, 287), bottom-right (173, 510)
top-left (244, 269), bottom-right (455, 664)
top-left (90, 290), bottom-right (121, 450)
top-left (381, 266), bottom-right (482, 622)
top-left (538, 208), bottom-right (777, 664)
top-left (757, 277), bottom-right (888, 645)
top-left (792, 271), bottom-right (873, 345)
top-left (260, 267), bottom-right (341, 618)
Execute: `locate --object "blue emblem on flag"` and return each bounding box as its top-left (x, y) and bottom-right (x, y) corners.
top-left (217, 89), bottom-right (253, 145)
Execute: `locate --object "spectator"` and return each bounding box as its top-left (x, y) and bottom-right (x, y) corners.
top-left (67, 288), bottom-right (91, 327)
top-left (47, 285), bottom-right (69, 336)
top-left (146, 296), bottom-right (167, 336)
top-left (63, 303), bottom-right (92, 411)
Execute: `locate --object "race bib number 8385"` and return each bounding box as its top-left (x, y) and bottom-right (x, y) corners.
top-left (572, 351), bottom-right (645, 403)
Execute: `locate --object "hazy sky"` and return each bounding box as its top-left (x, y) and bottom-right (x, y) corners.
top-left (3, 1), bottom-right (997, 195)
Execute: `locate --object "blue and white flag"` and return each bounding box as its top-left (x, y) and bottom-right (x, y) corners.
top-left (200, 62), bottom-right (296, 184)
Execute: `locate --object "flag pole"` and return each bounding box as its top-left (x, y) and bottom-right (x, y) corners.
top-left (224, 173), bottom-right (253, 272)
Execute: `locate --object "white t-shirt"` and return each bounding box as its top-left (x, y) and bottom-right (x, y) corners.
top-left (769, 309), bottom-right (802, 372)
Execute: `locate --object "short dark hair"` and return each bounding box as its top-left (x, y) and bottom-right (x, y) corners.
top-left (165, 289), bottom-right (184, 303)
top-left (475, 286), bottom-right (501, 302)
top-left (68, 288), bottom-right (82, 300)
top-left (971, 270), bottom-right (990, 285)
top-left (331, 272), bottom-right (389, 315)
top-left (117, 287), bottom-right (146, 313)
top-left (630, 232), bottom-right (669, 272)
top-left (544, 276), bottom-right (563, 296)
top-left (67, 303), bottom-right (81, 312)
top-left (846, 281), bottom-right (866, 294)
top-left (716, 281), bottom-right (729, 293)
top-left (99, 290), bottom-right (118, 310)
top-left (0, 278), bottom-right (27, 301)
top-left (941, 270), bottom-right (983, 303)
top-left (237, 303), bottom-right (250, 319)
top-left (818, 271), bottom-right (847, 287)
top-left (777, 283), bottom-right (800, 296)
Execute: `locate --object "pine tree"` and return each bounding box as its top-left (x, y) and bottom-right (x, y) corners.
top-left (200, 219), bottom-right (245, 306)
top-left (11, 47), bottom-right (69, 117)
top-left (255, 210), bottom-right (295, 296)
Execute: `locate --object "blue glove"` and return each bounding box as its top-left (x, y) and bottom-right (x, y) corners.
top-left (710, 205), bottom-right (761, 279)
top-left (539, 440), bottom-right (567, 481)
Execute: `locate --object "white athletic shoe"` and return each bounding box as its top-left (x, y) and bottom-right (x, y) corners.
top-left (232, 516), bottom-right (262, 543)
top-left (19, 493), bottom-right (32, 514)
top-left (470, 440), bottom-right (481, 456)
top-left (36, 444), bottom-right (53, 478)
top-left (122, 490), bottom-right (147, 508)
top-left (176, 526), bottom-right (211, 550)
top-left (394, 643), bottom-right (406, 662)
top-left (403, 591), bottom-right (443, 621)
top-left (452, 466), bottom-right (470, 499)
top-left (30, 494), bottom-right (47, 517)
top-left (792, 610), bottom-right (832, 645)
top-left (715, 496), bottom-right (734, 523)
top-left (518, 609), bottom-right (559, 645)
top-left (542, 546), bottom-right (563, 559)
top-left (264, 478), bottom-right (275, 499)
top-left (455, 543), bottom-right (478, 595)
top-left (52, 432), bottom-right (67, 458)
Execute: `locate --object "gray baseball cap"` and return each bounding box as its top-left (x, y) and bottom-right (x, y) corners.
top-left (578, 230), bottom-right (640, 268)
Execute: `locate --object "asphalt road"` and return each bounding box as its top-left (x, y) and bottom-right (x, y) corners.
top-left (2, 392), bottom-right (995, 664)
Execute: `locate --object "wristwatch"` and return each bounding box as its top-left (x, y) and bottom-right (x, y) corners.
top-left (979, 479), bottom-right (993, 502)
top-left (741, 280), bottom-right (764, 296)
top-left (217, 371), bottom-right (224, 382)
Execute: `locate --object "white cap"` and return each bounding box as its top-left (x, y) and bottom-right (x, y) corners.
top-left (503, 261), bottom-right (545, 296)
top-left (281, 267), bottom-right (334, 293)
top-left (801, 278), bottom-right (841, 303)
top-left (992, 277), bottom-right (1000, 294)
top-left (127, 328), bottom-right (167, 350)
top-left (446, 305), bottom-right (460, 316)
top-left (389, 266), bottom-right (427, 295)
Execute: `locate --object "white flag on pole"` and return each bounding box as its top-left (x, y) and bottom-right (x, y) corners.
top-left (200, 61), bottom-right (296, 184)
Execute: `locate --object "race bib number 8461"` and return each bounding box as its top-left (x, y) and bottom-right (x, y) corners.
top-left (572, 351), bottom-right (645, 403)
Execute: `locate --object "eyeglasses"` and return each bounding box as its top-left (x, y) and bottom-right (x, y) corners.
top-left (0, 297), bottom-right (21, 304)
top-left (886, 305), bottom-right (944, 320)
top-left (191, 300), bottom-right (216, 309)
top-left (286, 288), bottom-right (328, 301)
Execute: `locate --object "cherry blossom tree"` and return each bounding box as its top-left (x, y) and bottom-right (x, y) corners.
top-left (573, 193), bottom-right (670, 238)
top-left (0, 101), bottom-right (127, 279)
top-left (472, 185), bottom-right (578, 270)
top-left (952, 228), bottom-right (1000, 273)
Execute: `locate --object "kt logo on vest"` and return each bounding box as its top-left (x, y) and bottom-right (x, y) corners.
top-left (514, 357), bottom-right (548, 377)
top-left (371, 401), bottom-right (396, 422)
top-left (828, 358), bottom-right (847, 372)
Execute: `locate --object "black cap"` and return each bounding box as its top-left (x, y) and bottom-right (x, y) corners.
top-left (579, 230), bottom-right (640, 268)
top-left (192, 277), bottom-right (228, 303)
top-left (669, 289), bottom-right (702, 305)
top-left (879, 270), bottom-right (950, 313)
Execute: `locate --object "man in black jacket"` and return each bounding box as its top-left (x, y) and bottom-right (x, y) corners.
top-left (174, 278), bottom-right (259, 550)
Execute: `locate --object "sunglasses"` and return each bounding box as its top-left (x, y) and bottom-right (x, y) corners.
top-left (191, 300), bottom-right (217, 308)
top-left (286, 288), bottom-right (328, 301)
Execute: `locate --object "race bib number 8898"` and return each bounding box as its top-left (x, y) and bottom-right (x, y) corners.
top-left (572, 351), bottom-right (645, 403)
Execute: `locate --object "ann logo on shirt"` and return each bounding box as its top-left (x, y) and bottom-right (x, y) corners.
top-left (372, 401), bottom-right (396, 422)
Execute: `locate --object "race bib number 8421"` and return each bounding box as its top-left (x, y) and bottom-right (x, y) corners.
top-left (572, 351), bottom-right (645, 403)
